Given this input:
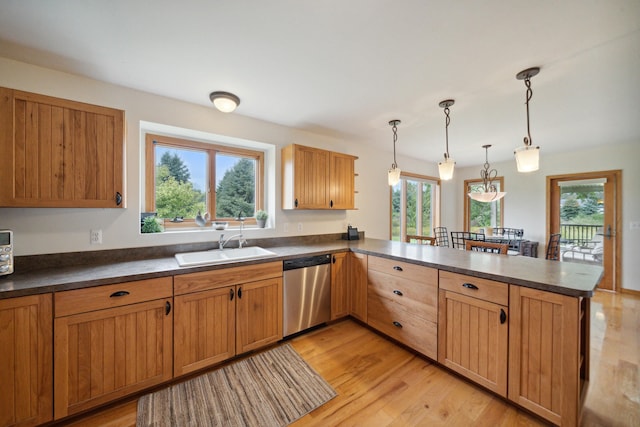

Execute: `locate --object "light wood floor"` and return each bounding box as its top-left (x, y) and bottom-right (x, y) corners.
top-left (65, 290), bottom-right (639, 426)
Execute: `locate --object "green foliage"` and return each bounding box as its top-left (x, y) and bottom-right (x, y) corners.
top-left (216, 159), bottom-right (256, 218)
top-left (159, 152), bottom-right (190, 183)
top-left (256, 210), bottom-right (268, 220)
top-left (155, 176), bottom-right (205, 219)
top-left (141, 216), bottom-right (163, 233)
top-left (561, 195), bottom-right (581, 221)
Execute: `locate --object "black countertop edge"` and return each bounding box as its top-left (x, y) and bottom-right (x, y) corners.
top-left (1, 237), bottom-right (602, 300)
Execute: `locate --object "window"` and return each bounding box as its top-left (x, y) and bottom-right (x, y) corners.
top-left (464, 177), bottom-right (504, 232)
top-left (144, 133), bottom-right (264, 228)
top-left (390, 172), bottom-right (440, 241)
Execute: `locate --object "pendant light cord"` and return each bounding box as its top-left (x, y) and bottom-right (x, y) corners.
top-left (524, 77), bottom-right (533, 146)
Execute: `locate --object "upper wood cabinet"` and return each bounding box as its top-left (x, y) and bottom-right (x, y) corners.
top-left (281, 144), bottom-right (357, 210)
top-left (0, 87), bottom-right (125, 208)
top-left (0, 294), bottom-right (53, 427)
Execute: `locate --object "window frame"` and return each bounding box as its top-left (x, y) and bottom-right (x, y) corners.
top-left (463, 177), bottom-right (504, 232)
top-left (389, 171), bottom-right (441, 242)
top-left (144, 133), bottom-right (265, 229)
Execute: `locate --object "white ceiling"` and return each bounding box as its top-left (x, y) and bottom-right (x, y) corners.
top-left (1, 0), bottom-right (639, 167)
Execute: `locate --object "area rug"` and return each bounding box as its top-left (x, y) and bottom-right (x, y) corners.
top-left (137, 343), bottom-right (336, 426)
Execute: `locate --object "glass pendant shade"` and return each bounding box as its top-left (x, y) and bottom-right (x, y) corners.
top-left (388, 167), bottom-right (401, 186)
top-left (438, 157), bottom-right (455, 180)
top-left (468, 191), bottom-right (506, 202)
top-left (514, 145), bottom-right (540, 172)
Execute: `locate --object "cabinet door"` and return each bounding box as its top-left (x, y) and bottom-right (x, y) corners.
top-left (438, 290), bottom-right (508, 397)
top-left (174, 287), bottom-right (236, 376)
top-left (509, 286), bottom-right (582, 426)
top-left (349, 252), bottom-right (368, 322)
top-left (282, 144), bottom-right (330, 209)
top-left (331, 252), bottom-right (350, 320)
top-left (329, 152), bottom-right (355, 209)
top-left (0, 294), bottom-right (52, 427)
top-left (0, 87), bottom-right (125, 208)
top-left (236, 278), bottom-right (283, 354)
top-left (54, 299), bottom-right (173, 419)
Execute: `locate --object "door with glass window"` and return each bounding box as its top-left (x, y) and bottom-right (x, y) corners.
top-left (548, 170), bottom-right (620, 291)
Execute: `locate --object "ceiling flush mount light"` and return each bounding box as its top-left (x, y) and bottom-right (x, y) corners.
top-left (514, 67), bottom-right (541, 172)
top-left (468, 144), bottom-right (506, 202)
top-left (438, 99), bottom-right (456, 180)
top-left (387, 119), bottom-right (402, 186)
top-left (209, 91), bottom-right (240, 113)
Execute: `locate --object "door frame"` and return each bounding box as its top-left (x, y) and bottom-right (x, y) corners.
top-left (546, 170), bottom-right (622, 292)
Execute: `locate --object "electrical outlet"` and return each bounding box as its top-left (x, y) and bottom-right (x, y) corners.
top-left (297, 223), bottom-right (303, 232)
top-left (90, 229), bottom-right (103, 245)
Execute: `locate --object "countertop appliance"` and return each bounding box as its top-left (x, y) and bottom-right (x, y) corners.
top-left (283, 254), bottom-right (331, 337)
top-left (0, 230), bottom-right (13, 276)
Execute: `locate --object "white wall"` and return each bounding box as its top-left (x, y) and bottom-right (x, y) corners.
top-left (0, 57), bottom-right (433, 256)
top-left (451, 142), bottom-right (640, 291)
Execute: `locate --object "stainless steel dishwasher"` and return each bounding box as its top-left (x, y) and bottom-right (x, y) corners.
top-left (283, 254), bottom-right (331, 337)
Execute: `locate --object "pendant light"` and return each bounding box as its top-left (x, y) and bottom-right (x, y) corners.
top-left (387, 119), bottom-right (402, 186)
top-left (514, 67), bottom-right (541, 172)
top-left (438, 99), bottom-right (456, 180)
top-left (468, 144), bottom-right (506, 202)
top-left (209, 91), bottom-right (241, 113)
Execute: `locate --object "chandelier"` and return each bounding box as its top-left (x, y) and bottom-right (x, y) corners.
top-left (468, 144), bottom-right (506, 202)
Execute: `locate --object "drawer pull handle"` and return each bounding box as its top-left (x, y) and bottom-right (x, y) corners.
top-left (393, 266), bottom-right (403, 271)
top-left (165, 301), bottom-right (172, 316)
top-left (110, 291), bottom-right (130, 298)
top-left (238, 287), bottom-right (242, 299)
top-left (500, 309), bottom-right (507, 324)
top-left (462, 283), bottom-right (479, 290)
top-left (392, 321), bottom-right (403, 328)
top-left (393, 290), bottom-right (403, 296)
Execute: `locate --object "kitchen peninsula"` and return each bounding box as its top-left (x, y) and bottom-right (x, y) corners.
top-left (0, 237), bottom-right (602, 427)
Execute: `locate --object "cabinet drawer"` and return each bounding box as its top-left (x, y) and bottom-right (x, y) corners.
top-left (368, 270), bottom-right (437, 322)
top-left (55, 277), bottom-right (173, 317)
top-left (439, 271), bottom-right (508, 306)
top-left (174, 261), bottom-right (282, 295)
top-left (368, 295), bottom-right (437, 360)
top-left (369, 256), bottom-right (436, 285)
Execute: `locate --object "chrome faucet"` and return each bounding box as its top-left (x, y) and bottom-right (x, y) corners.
top-left (218, 214), bottom-right (246, 249)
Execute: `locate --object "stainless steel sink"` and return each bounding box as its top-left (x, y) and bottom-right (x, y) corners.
top-left (175, 246), bottom-right (278, 267)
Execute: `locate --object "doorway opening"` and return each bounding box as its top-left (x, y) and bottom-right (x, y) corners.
top-left (547, 170), bottom-right (621, 292)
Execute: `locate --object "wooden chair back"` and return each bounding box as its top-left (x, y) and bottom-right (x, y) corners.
top-left (546, 233), bottom-right (562, 260)
top-left (405, 235), bottom-right (437, 245)
top-left (465, 240), bottom-right (508, 254)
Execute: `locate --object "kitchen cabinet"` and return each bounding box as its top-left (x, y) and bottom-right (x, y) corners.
top-left (0, 87), bottom-right (125, 208)
top-left (349, 252), bottom-right (368, 322)
top-left (0, 294), bottom-right (52, 427)
top-left (509, 286), bottom-right (589, 426)
top-left (281, 144), bottom-right (357, 210)
top-left (367, 256), bottom-right (438, 359)
top-left (331, 252), bottom-right (350, 320)
top-left (438, 271), bottom-right (508, 397)
top-left (53, 278), bottom-right (173, 419)
top-left (173, 261), bottom-right (283, 375)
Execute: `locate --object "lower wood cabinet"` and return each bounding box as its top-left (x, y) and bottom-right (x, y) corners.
top-left (0, 294), bottom-right (53, 427)
top-left (53, 278), bottom-right (173, 419)
top-left (330, 252), bottom-right (350, 320)
top-left (367, 256), bottom-right (438, 359)
top-left (509, 286), bottom-right (589, 426)
top-left (349, 252), bottom-right (368, 322)
top-left (438, 271), bottom-right (508, 397)
top-left (173, 261), bottom-right (283, 376)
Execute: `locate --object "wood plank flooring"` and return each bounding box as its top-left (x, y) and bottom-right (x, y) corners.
top-left (63, 290), bottom-right (639, 426)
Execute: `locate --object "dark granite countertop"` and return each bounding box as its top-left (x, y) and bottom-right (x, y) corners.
top-left (0, 237), bottom-right (603, 299)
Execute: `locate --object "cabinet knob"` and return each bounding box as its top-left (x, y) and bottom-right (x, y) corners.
top-left (294, 198), bottom-right (299, 208)
top-left (165, 301), bottom-right (172, 316)
top-left (392, 321), bottom-right (403, 328)
top-left (500, 309), bottom-right (507, 324)
top-left (237, 287), bottom-right (242, 299)
top-left (463, 283), bottom-right (479, 290)
top-left (230, 288), bottom-right (235, 301)
top-left (393, 290), bottom-right (403, 296)
top-left (393, 266), bottom-right (403, 272)
top-left (115, 191), bottom-right (122, 206)
top-left (110, 290), bottom-right (130, 298)
top-left (330, 200), bottom-right (334, 208)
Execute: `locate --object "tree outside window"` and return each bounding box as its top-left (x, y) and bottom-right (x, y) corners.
top-left (390, 174), bottom-right (440, 242)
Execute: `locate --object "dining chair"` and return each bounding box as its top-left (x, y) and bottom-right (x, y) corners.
top-left (405, 235), bottom-right (437, 246)
top-left (450, 231), bottom-right (485, 250)
top-left (545, 233), bottom-right (562, 260)
top-left (433, 227), bottom-right (449, 247)
top-left (465, 240), bottom-right (508, 254)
